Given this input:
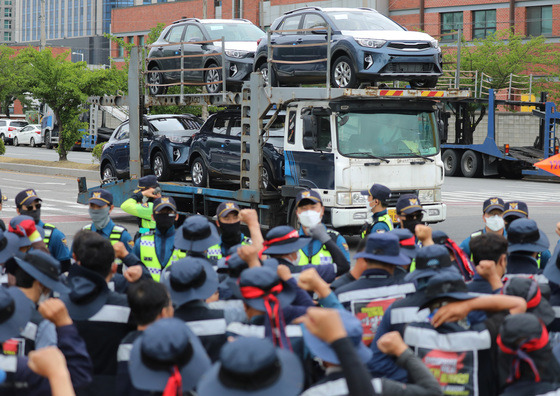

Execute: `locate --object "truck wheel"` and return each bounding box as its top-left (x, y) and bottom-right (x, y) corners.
top-left (191, 157), bottom-right (208, 187)
top-left (45, 132), bottom-right (52, 149)
top-left (152, 151), bottom-right (171, 181)
top-left (442, 149), bottom-right (460, 176)
top-left (461, 150), bottom-right (483, 178)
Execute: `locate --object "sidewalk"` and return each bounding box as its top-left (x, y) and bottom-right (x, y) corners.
top-left (0, 157), bottom-right (100, 181)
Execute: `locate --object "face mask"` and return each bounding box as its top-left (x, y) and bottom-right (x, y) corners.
top-left (219, 221), bottom-right (241, 247)
top-left (298, 210), bottom-right (322, 229)
top-left (154, 213), bottom-right (175, 233)
top-left (20, 208), bottom-right (41, 224)
top-left (89, 207), bottom-right (111, 230)
top-left (289, 250), bottom-right (301, 266)
top-left (485, 215), bottom-right (504, 232)
top-left (402, 219), bottom-right (422, 234)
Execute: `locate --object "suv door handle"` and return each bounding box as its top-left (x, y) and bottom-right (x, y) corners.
top-left (224, 140), bottom-right (230, 145)
top-left (296, 38), bottom-right (303, 43)
top-left (158, 47), bottom-right (163, 51)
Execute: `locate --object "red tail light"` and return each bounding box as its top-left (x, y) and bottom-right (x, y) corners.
top-left (556, 146), bottom-right (559, 154)
top-left (36, 131), bottom-right (41, 134)
top-left (504, 144), bottom-right (510, 154)
top-left (257, 38), bottom-right (262, 46)
top-left (8, 127), bottom-right (15, 131)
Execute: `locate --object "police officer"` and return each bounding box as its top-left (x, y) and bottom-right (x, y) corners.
top-left (118, 196), bottom-right (185, 282)
top-left (15, 188), bottom-right (71, 271)
top-left (294, 190), bottom-right (350, 269)
top-left (395, 193), bottom-right (425, 235)
top-left (174, 214), bottom-right (221, 262)
top-left (460, 197), bottom-right (506, 258)
top-left (360, 183), bottom-right (393, 237)
top-left (206, 202), bottom-right (263, 260)
top-left (83, 189), bottom-right (133, 271)
top-left (120, 175), bottom-right (161, 237)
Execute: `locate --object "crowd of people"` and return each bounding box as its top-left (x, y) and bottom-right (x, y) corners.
top-left (0, 175), bottom-right (559, 396)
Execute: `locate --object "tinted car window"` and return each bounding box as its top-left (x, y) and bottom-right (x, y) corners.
top-left (213, 117), bottom-right (228, 135)
top-left (280, 15), bottom-right (302, 34)
top-left (115, 124), bottom-right (129, 140)
top-left (0, 121), bottom-right (5, 126)
top-left (185, 25), bottom-right (204, 42)
top-left (166, 26), bottom-right (185, 43)
top-left (204, 23), bottom-right (264, 41)
top-left (229, 118), bottom-right (241, 136)
top-left (11, 121), bottom-right (28, 127)
top-left (20, 126), bottom-right (31, 132)
top-left (326, 11), bottom-right (403, 31)
top-left (302, 14), bottom-right (328, 32)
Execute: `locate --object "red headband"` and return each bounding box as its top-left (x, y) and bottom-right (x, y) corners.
top-left (400, 236), bottom-right (416, 247)
top-left (259, 230), bottom-right (300, 258)
top-left (162, 365), bottom-right (182, 396)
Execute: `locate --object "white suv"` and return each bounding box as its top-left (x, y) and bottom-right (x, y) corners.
top-left (0, 119), bottom-right (28, 145)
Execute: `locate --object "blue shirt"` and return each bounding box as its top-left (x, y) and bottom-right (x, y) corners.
top-left (459, 228), bottom-right (507, 258)
top-left (298, 224), bottom-right (351, 262)
top-left (38, 220), bottom-right (71, 263)
top-left (88, 219), bottom-right (133, 252)
top-left (132, 226), bottom-right (175, 266)
top-left (370, 209), bottom-right (392, 233)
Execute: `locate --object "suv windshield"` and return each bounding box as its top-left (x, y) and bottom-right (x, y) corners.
top-left (150, 117), bottom-right (201, 131)
top-left (337, 111), bottom-right (438, 158)
top-left (204, 23), bottom-right (264, 41)
top-left (326, 11), bottom-right (403, 31)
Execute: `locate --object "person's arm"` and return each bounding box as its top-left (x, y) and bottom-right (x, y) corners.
top-left (121, 230), bottom-right (134, 253)
top-left (277, 265), bottom-right (314, 308)
top-left (303, 308), bottom-right (375, 396)
top-left (307, 225), bottom-right (350, 276)
top-left (120, 197), bottom-right (153, 221)
top-left (239, 209), bottom-right (264, 251)
top-left (431, 295), bottom-right (527, 328)
top-left (28, 347), bottom-right (76, 396)
top-left (297, 268), bottom-right (344, 309)
top-left (377, 332), bottom-right (443, 396)
top-left (415, 225), bottom-right (434, 247)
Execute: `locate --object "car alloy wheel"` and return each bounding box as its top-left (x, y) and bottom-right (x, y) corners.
top-left (153, 156), bottom-right (163, 178)
top-left (334, 61), bottom-right (352, 87)
top-left (102, 163), bottom-right (116, 180)
top-left (13, 137), bottom-right (18, 146)
top-left (205, 66), bottom-right (221, 94)
top-left (148, 66), bottom-right (164, 95)
top-left (192, 161), bottom-right (204, 186)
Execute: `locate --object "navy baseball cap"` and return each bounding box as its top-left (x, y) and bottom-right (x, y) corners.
top-left (303, 309), bottom-right (372, 365)
top-left (0, 189), bottom-right (6, 202)
top-left (415, 245), bottom-right (453, 271)
top-left (420, 271), bottom-right (476, 309)
top-left (0, 229), bottom-right (20, 263)
top-left (15, 188), bottom-right (41, 207)
top-left (153, 196), bottom-right (177, 213)
top-left (162, 256), bottom-right (218, 306)
top-left (60, 265), bottom-right (110, 321)
top-left (13, 251), bottom-right (69, 294)
top-left (389, 229), bottom-right (419, 259)
top-left (197, 337), bottom-right (304, 396)
top-left (507, 218), bottom-right (549, 253)
top-left (137, 175), bottom-right (159, 189)
top-left (130, 318), bottom-right (211, 392)
top-left (361, 184), bottom-right (391, 201)
top-left (354, 233), bottom-right (410, 266)
top-left (174, 215), bottom-right (220, 253)
top-left (216, 202), bottom-right (240, 218)
top-left (396, 194), bottom-right (423, 215)
top-left (295, 190), bottom-right (322, 207)
top-left (483, 197), bottom-right (504, 214)
top-left (502, 201), bottom-right (529, 221)
top-left (261, 226), bottom-right (311, 255)
top-left (0, 287), bottom-right (34, 342)
top-left (502, 277), bottom-right (554, 326)
top-left (235, 267), bottom-right (296, 312)
top-left (88, 189), bottom-right (113, 206)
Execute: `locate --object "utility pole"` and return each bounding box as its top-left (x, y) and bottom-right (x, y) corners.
top-left (454, 28), bottom-right (461, 89)
top-left (40, 0), bottom-right (46, 50)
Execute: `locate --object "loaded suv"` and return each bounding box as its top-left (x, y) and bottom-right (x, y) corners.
top-left (100, 114), bottom-right (202, 181)
top-left (147, 18), bottom-right (265, 95)
top-left (187, 110), bottom-right (284, 190)
top-left (254, 7), bottom-right (442, 88)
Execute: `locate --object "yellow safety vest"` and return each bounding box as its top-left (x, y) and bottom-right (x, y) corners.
top-left (42, 223), bottom-right (56, 247)
top-left (139, 233), bottom-right (186, 282)
top-left (297, 230), bottom-right (340, 266)
top-left (206, 236), bottom-right (251, 261)
top-left (83, 224), bottom-right (126, 265)
top-left (361, 213), bottom-right (394, 238)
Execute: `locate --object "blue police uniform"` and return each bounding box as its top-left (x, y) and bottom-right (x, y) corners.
top-left (129, 226), bottom-right (176, 269)
top-left (38, 219), bottom-right (71, 266)
top-left (459, 228), bottom-right (507, 258)
top-left (370, 209), bottom-right (392, 233)
top-left (298, 226), bottom-right (351, 263)
top-left (85, 219), bottom-right (133, 251)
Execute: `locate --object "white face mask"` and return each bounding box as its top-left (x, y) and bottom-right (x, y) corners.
top-left (485, 215), bottom-right (504, 232)
top-left (290, 250), bottom-right (301, 266)
top-left (298, 210), bottom-right (322, 228)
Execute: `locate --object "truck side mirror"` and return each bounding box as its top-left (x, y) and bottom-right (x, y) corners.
top-left (302, 114), bottom-right (318, 150)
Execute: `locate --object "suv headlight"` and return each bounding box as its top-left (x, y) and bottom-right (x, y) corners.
top-left (225, 50), bottom-right (250, 58)
top-left (429, 39), bottom-right (439, 49)
top-left (418, 189), bottom-right (435, 204)
top-left (168, 135), bottom-right (190, 144)
top-left (337, 191), bottom-right (369, 206)
top-left (356, 38), bottom-right (386, 49)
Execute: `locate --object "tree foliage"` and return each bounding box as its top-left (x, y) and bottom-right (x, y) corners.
top-left (18, 48), bottom-right (121, 161)
top-left (0, 46), bottom-right (33, 118)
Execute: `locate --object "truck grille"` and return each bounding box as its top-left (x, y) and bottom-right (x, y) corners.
top-left (388, 42), bottom-right (431, 50)
top-left (387, 190), bottom-right (417, 207)
top-left (383, 63), bottom-right (434, 73)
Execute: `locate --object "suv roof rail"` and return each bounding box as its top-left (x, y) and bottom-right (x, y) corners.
top-left (357, 7), bottom-right (378, 12)
top-left (172, 17), bottom-right (200, 24)
top-left (284, 6), bottom-right (322, 15)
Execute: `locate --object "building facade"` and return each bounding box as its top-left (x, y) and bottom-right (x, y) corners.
top-left (0, 0), bottom-right (14, 43)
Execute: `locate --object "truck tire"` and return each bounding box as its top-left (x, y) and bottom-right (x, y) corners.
top-left (45, 132), bottom-right (52, 149)
top-left (191, 157), bottom-right (208, 187)
top-left (461, 150), bottom-right (483, 178)
top-left (442, 149), bottom-right (460, 176)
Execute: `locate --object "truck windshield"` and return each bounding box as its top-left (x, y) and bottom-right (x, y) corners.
top-left (337, 111), bottom-right (439, 158)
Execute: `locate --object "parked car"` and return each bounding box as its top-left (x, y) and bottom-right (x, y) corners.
top-left (14, 124), bottom-right (42, 147)
top-left (100, 114), bottom-right (203, 181)
top-left (187, 109), bottom-right (285, 190)
top-left (0, 119), bottom-right (29, 145)
top-left (147, 18), bottom-right (265, 95)
top-left (254, 7), bottom-right (442, 88)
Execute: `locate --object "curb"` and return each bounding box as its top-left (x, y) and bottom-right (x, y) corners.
top-left (0, 162), bottom-right (100, 181)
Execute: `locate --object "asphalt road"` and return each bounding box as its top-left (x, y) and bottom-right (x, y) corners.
top-left (4, 145), bottom-right (95, 165)
top-left (1, 169), bottom-right (559, 252)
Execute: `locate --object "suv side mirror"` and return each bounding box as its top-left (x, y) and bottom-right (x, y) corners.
top-left (311, 28), bottom-right (328, 35)
top-left (302, 114), bottom-right (318, 150)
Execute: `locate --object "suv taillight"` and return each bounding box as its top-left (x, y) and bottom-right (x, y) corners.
top-left (8, 127), bottom-right (15, 131)
top-left (257, 38), bottom-right (262, 46)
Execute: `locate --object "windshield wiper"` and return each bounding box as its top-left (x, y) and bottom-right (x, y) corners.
top-left (344, 153), bottom-right (390, 163)
top-left (408, 153), bottom-right (435, 162)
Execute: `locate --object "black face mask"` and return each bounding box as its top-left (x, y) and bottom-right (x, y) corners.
top-left (154, 213), bottom-right (175, 233)
top-left (20, 208), bottom-right (41, 224)
top-left (402, 219), bottom-right (422, 234)
top-left (219, 221), bottom-right (241, 247)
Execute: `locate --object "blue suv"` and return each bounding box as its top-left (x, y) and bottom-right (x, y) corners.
top-left (254, 7), bottom-right (442, 88)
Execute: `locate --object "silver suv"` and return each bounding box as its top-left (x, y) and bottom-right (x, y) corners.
top-left (0, 119), bottom-right (28, 145)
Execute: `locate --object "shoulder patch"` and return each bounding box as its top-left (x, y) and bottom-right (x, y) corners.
top-left (376, 229), bottom-right (386, 233)
top-left (141, 203), bottom-right (149, 208)
top-left (61, 238), bottom-right (67, 245)
top-left (128, 240), bottom-right (134, 248)
top-left (342, 243), bottom-right (349, 251)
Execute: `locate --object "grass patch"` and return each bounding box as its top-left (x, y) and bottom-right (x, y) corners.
top-left (0, 156), bottom-right (98, 171)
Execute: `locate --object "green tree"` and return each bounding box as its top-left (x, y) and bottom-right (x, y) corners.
top-left (0, 45), bottom-right (32, 118)
top-left (19, 48), bottom-right (121, 161)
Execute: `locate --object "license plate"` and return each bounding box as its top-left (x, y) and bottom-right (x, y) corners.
top-left (388, 209), bottom-right (398, 223)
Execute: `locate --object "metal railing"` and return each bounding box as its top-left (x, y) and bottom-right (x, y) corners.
top-left (145, 37), bottom-right (227, 102)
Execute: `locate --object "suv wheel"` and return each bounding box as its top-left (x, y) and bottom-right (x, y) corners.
top-left (13, 137), bottom-right (18, 146)
top-left (101, 162), bottom-right (117, 180)
top-left (205, 63), bottom-right (221, 94)
top-left (262, 162), bottom-right (275, 191)
top-left (258, 63), bottom-right (277, 87)
top-left (191, 157), bottom-right (208, 187)
top-left (148, 66), bottom-right (165, 96)
top-left (331, 56), bottom-right (358, 88)
top-left (152, 152), bottom-right (171, 181)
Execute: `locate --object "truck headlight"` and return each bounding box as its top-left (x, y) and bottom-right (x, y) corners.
top-left (418, 189), bottom-right (435, 204)
top-left (337, 191), bottom-right (368, 206)
top-left (337, 192), bottom-right (351, 205)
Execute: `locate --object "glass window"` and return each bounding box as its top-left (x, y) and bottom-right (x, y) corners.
top-left (165, 26), bottom-right (185, 43)
top-left (316, 116), bottom-right (331, 151)
top-left (3, 32), bottom-right (11, 41)
top-left (229, 118), bottom-right (241, 136)
top-left (337, 111), bottom-right (438, 158)
top-left (473, 10), bottom-right (496, 39)
top-left (212, 117), bottom-right (228, 135)
top-left (440, 12), bottom-right (463, 41)
top-left (302, 14), bottom-right (328, 33)
top-left (118, 42), bottom-right (124, 57)
top-left (279, 15), bottom-right (302, 35)
top-left (203, 23), bottom-right (263, 41)
top-left (143, 0), bottom-right (151, 3)
top-left (527, 6), bottom-right (552, 37)
top-left (150, 117), bottom-right (196, 131)
top-left (287, 111), bottom-right (296, 144)
top-left (4, 20), bottom-right (11, 29)
top-left (326, 10), bottom-right (403, 31)
top-left (185, 25), bottom-right (204, 42)
top-left (5, 1), bottom-right (12, 4)
top-left (11, 121), bottom-right (27, 127)
top-left (138, 35), bottom-right (145, 46)
top-left (4, 8), bottom-right (11, 17)
top-left (128, 36), bottom-right (134, 44)
top-left (115, 124), bottom-right (130, 140)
